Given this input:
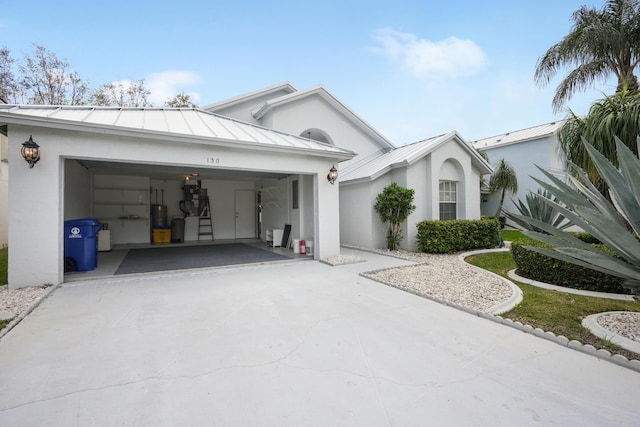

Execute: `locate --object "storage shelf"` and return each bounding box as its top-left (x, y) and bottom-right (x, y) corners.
top-left (93, 175), bottom-right (151, 245)
top-left (94, 202), bottom-right (149, 206)
top-left (99, 217), bottom-right (149, 221)
top-left (94, 187), bottom-right (149, 192)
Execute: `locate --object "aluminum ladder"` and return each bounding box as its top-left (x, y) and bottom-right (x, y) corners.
top-left (198, 196), bottom-right (214, 242)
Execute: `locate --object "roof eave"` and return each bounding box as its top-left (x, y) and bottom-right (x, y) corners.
top-left (0, 113), bottom-right (356, 161)
top-left (203, 82), bottom-right (298, 112)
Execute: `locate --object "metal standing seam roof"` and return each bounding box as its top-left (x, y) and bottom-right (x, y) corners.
top-left (0, 105), bottom-right (356, 158)
top-left (471, 120), bottom-right (567, 150)
top-left (340, 131), bottom-right (491, 183)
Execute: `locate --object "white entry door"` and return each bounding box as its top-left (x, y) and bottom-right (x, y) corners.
top-left (235, 190), bottom-right (256, 238)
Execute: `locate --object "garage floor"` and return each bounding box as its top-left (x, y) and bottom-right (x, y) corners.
top-left (64, 239), bottom-right (309, 282)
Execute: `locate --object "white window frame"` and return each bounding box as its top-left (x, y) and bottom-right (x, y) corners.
top-left (439, 180), bottom-right (457, 220)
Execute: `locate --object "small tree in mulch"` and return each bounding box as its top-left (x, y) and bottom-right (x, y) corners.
top-left (374, 183), bottom-right (416, 250)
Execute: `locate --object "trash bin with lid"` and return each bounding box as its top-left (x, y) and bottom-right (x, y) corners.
top-left (171, 217), bottom-right (185, 243)
top-left (64, 218), bottom-right (101, 272)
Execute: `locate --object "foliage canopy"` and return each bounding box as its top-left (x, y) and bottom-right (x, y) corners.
top-left (373, 183), bottom-right (415, 250)
top-left (535, 0), bottom-right (640, 112)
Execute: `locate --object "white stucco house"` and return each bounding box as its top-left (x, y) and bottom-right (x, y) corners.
top-left (471, 121), bottom-right (567, 218)
top-left (207, 82), bottom-right (493, 252)
top-left (0, 105), bottom-right (354, 288)
top-left (0, 81), bottom-right (491, 289)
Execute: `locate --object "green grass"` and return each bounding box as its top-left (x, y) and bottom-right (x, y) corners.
top-left (466, 251), bottom-right (640, 360)
top-left (0, 248), bottom-right (7, 285)
top-left (501, 229), bottom-right (527, 243)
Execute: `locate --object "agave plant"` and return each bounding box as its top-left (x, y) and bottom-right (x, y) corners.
top-left (506, 136), bottom-right (640, 293)
top-left (506, 188), bottom-right (571, 232)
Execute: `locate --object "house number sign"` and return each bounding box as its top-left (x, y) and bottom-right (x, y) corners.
top-left (206, 157), bottom-right (220, 164)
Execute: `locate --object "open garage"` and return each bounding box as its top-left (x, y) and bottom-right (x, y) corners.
top-left (1, 106), bottom-right (353, 288)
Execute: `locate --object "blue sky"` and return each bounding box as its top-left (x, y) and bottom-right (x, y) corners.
top-left (0, 0), bottom-right (612, 144)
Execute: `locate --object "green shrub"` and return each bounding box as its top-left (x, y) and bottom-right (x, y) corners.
top-left (417, 218), bottom-right (500, 254)
top-left (567, 231), bottom-right (601, 244)
top-left (511, 238), bottom-right (628, 294)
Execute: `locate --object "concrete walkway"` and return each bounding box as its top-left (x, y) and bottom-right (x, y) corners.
top-left (0, 249), bottom-right (639, 426)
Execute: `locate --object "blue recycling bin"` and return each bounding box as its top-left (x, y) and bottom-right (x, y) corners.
top-left (64, 218), bottom-right (102, 272)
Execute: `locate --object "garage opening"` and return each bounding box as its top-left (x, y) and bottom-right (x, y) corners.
top-left (63, 158), bottom-right (316, 281)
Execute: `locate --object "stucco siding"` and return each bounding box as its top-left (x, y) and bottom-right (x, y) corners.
top-left (266, 96), bottom-right (383, 161)
top-left (339, 182), bottom-right (373, 248)
top-left (406, 159), bottom-right (430, 251)
top-left (0, 160), bottom-right (7, 248)
top-left (480, 136), bottom-right (559, 217)
top-left (433, 140), bottom-right (483, 220)
top-left (207, 88), bottom-right (295, 125)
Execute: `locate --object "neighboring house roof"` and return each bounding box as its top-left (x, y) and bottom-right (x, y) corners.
top-left (250, 84), bottom-right (396, 151)
top-left (341, 131), bottom-right (492, 184)
top-left (0, 105), bottom-right (355, 160)
top-left (471, 120), bottom-right (566, 150)
top-left (203, 82), bottom-right (298, 111)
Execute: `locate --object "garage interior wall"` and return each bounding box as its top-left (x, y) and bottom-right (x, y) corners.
top-left (90, 175), bottom-right (262, 245)
top-left (63, 167), bottom-right (314, 247)
top-left (64, 159), bottom-right (91, 220)
top-left (257, 177), bottom-right (290, 241)
top-left (203, 179), bottom-right (255, 240)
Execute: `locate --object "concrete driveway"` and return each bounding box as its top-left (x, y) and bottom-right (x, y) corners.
top-left (0, 250), bottom-right (639, 426)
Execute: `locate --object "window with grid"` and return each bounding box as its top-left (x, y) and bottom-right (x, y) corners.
top-left (439, 181), bottom-right (457, 220)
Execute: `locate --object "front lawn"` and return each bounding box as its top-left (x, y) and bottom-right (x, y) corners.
top-left (466, 249), bottom-right (640, 361)
top-left (501, 229), bottom-right (527, 243)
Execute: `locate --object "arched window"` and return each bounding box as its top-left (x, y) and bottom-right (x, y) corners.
top-left (438, 159), bottom-right (464, 220)
top-left (300, 128), bottom-right (334, 145)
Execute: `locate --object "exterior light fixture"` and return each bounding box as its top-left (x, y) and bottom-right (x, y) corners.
top-left (327, 165), bottom-right (338, 184)
top-left (21, 135), bottom-right (40, 168)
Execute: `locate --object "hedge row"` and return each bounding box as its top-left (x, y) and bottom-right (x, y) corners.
top-left (511, 237), bottom-right (629, 294)
top-left (416, 218), bottom-right (500, 254)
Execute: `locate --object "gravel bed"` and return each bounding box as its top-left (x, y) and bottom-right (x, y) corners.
top-left (363, 249), bottom-right (513, 313)
top-left (0, 284), bottom-right (52, 319)
top-left (597, 312), bottom-right (640, 343)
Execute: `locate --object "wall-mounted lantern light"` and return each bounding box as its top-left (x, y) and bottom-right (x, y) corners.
top-left (327, 165), bottom-right (338, 184)
top-left (21, 135), bottom-right (40, 169)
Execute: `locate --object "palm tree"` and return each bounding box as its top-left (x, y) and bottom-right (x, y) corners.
top-left (489, 158), bottom-right (518, 217)
top-left (558, 88), bottom-right (640, 195)
top-left (535, 0), bottom-right (640, 112)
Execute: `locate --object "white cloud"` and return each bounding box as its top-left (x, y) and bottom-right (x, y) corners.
top-left (145, 70), bottom-right (201, 105)
top-left (371, 28), bottom-right (486, 79)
